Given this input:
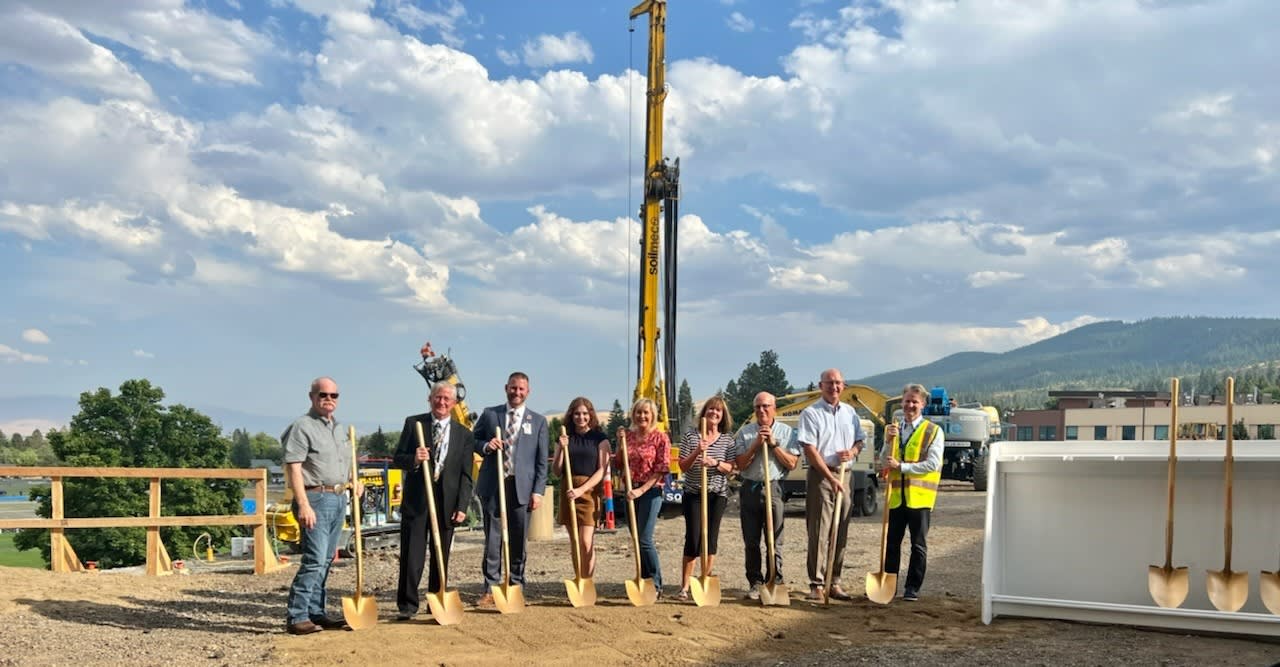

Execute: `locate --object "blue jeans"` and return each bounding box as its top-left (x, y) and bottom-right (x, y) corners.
top-left (286, 491), bottom-right (346, 625)
top-left (633, 486), bottom-right (664, 591)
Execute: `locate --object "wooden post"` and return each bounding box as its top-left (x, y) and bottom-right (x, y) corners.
top-left (48, 477), bottom-right (81, 573)
top-left (253, 470), bottom-right (282, 574)
top-left (145, 478), bottom-right (172, 576)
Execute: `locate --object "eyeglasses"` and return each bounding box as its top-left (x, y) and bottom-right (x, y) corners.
top-left (315, 392), bottom-right (340, 399)
top-left (753, 404), bottom-right (776, 410)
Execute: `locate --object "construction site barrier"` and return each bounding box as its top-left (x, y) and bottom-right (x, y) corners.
top-left (0, 466), bottom-right (284, 576)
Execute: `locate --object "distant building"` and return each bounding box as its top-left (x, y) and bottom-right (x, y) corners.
top-left (250, 458), bottom-right (284, 484)
top-left (1006, 390), bottom-right (1280, 441)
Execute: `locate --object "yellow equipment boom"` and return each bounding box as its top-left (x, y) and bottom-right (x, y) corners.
top-left (630, 0), bottom-right (680, 432)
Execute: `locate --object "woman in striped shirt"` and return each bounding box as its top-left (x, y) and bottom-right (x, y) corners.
top-left (676, 396), bottom-right (735, 601)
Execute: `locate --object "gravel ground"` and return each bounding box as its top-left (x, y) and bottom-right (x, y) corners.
top-left (1, 484), bottom-right (1278, 666)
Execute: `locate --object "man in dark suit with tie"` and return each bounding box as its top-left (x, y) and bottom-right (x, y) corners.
top-left (393, 382), bottom-right (475, 620)
top-left (473, 371), bottom-right (548, 607)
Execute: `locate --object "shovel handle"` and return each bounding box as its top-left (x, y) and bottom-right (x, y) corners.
top-left (416, 422), bottom-right (451, 592)
top-left (1164, 378), bottom-right (1179, 566)
top-left (561, 425), bottom-right (583, 578)
top-left (700, 419), bottom-right (711, 577)
top-left (877, 430), bottom-right (899, 574)
top-left (824, 460), bottom-right (848, 600)
top-left (494, 426), bottom-right (514, 585)
top-left (762, 431), bottom-right (777, 585)
top-left (347, 426), bottom-right (365, 596)
top-left (1224, 377), bottom-right (1235, 570)
top-left (618, 430), bottom-right (644, 582)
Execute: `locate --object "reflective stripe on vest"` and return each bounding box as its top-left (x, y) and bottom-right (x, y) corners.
top-left (888, 420), bottom-right (941, 510)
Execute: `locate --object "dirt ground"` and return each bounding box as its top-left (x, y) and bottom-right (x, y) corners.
top-left (1, 486), bottom-right (1278, 666)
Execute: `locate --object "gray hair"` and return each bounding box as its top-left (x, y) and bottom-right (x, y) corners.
top-left (902, 383), bottom-right (928, 399)
top-left (309, 376), bottom-right (337, 393)
top-left (430, 383), bottom-right (457, 399)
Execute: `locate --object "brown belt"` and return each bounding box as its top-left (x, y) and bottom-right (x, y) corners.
top-left (305, 484), bottom-right (350, 494)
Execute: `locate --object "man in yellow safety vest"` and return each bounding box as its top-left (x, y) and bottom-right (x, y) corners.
top-left (881, 383), bottom-right (943, 602)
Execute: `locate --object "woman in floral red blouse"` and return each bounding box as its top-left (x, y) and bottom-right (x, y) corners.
top-left (619, 397), bottom-right (671, 597)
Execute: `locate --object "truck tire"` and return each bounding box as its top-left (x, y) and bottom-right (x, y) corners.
top-left (973, 451), bottom-right (989, 492)
top-left (859, 480), bottom-right (878, 517)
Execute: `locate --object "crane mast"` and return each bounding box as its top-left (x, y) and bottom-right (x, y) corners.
top-left (630, 0), bottom-right (680, 433)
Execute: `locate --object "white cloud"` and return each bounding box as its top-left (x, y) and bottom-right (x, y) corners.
top-left (727, 12), bottom-right (756, 33)
top-left (0, 6), bottom-right (154, 100)
top-left (520, 32), bottom-right (594, 68)
top-left (387, 0), bottom-right (467, 47)
top-left (0, 418), bottom-right (63, 434)
top-left (21, 329), bottom-right (51, 344)
top-left (0, 344), bottom-right (48, 364)
top-left (133, 348), bottom-right (155, 359)
top-left (967, 270), bottom-right (1023, 288)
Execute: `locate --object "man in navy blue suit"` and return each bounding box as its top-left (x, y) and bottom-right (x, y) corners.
top-left (472, 371), bottom-right (548, 607)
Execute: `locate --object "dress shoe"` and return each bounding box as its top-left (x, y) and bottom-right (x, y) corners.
top-left (286, 620), bottom-right (322, 635)
top-left (476, 593), bottom-right (495, 608)
top-left (828, 587), bottom-right (853, 601)
top-left (903, 588), bottom-right (919, 601)
top-left (311, 616), bottom-right (349, 630)
top-left (396, 610), bottom-right (416, 621)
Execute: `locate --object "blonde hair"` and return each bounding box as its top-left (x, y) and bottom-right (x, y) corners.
top-left (630, 397), bottom-right (657, 423)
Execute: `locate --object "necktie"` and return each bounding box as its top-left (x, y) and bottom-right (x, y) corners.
top-left (433, 421), bottom-right (447, 481)
top-left (504, 409), bottom-right (519, 477)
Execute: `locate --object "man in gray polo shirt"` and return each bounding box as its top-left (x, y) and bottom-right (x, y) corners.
top-left (283, 376), bottom-right (359, 635)
top-left (731, 391), bottom-right (801, 600)
top-left (797, 368), bottom-right (866, 601)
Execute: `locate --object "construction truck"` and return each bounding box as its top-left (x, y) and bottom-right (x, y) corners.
top-left (266, 342), bottom-right (483, 555)
top-left (900, 386), bottom-right (997, 492)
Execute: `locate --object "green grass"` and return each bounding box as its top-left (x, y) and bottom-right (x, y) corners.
top-left (0, 532), bottom-right (45, 569)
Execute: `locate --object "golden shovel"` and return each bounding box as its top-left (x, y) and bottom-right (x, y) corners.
top-left (1206, 377), bottom-right (1248, 612)
top-left (341, 426), bottom-right (378, 630)
top-left (758, 430), bottom-right (789, 606)
top-left (560, 426), bottom-right (596, 607)
top-left (618, 430), bottom-right (659, 606)
top-left (414, 422), bottom-right (464, 625)
top-left (689, 420), bottom-right (721, 607)
top-left (1148, 377), bottom-right (1188, 608)
top-left (491, 427), bottom-right (526, 613)
top-left (866, 428), bottom-right (900, 605)
top-left (1261, 557), bottom-right (1280, 614)
top-left (821, 460), bottom-right (850, 605)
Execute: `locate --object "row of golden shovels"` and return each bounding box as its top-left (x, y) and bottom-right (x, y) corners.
top-left (1148, 377), bottom-right (1280, 614)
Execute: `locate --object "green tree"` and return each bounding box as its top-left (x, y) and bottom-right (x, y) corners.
top-left (14, 380), bottom-right (242, 568)
top-left (360, 427), bottom-right (394, 458)
top-left (677, 380), bottom-right (695, 433)
top-left (249, 432), bottom-right (284, 463)
top-left (605, 399), bottom-right (628, 442)
top-left (724, 350), bottom-right (791, 425)
top-left (1233, 418), bottom-right (1249, 440)
top-left (229, 428), bottom-right (253, 467)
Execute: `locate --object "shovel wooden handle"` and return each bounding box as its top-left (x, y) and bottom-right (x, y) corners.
top-left (699, 418), bottom-right (711, 577)
top-left (762, 431), bottom-right (777, 585)
top-left (618, 430), bottom-right (644, 582)
top-left (1224, 377), bottom-right (1235, 571)
top-left (561, 426), bottom-right (583, 578)
top-left (416, 422), bottom-right (451, 592)
top-left (876, 429), bottom-right (899, 574)
top-left (347, 426), bottom-right (365, 596)
top-left (1163, 378), bottom-right (1179, 567)
top-left (494, 426), bottom-right (514, 586)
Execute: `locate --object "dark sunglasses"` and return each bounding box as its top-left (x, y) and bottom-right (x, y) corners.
top-left (315, 392), bottom-right (340, 399)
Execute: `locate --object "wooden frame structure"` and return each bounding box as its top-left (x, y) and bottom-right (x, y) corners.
top-left (0, 466), bottom-right (284, 576)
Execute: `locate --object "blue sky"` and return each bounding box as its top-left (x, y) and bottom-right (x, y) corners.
top-left (2, 0), bottom-right (1279, 436)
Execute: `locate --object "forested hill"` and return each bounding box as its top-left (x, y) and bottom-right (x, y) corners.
top-left (854, 317), bottom-right (1280, 406)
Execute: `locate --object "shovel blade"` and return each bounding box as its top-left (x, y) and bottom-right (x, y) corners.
top-left (625, 577), bottom-right (658, 607)
top-left (759, 582), bottom-right (790, 607)
top-left (1260, 571), bottom-right (1280, 615)
top-left (1146, 564), bottom-right (1189, 608)
top-left (690, 575), bottom-right (721, 607)
top-left (341, 593), bottom-right (378, 630)
top-left (865, 571), bottom-right (896, 605)
top-left (492, 582), bottom-right (526, 614)
top-left (425, 590), bottom-right (465, 626)
top-left (1205, 569), bottom-right (1249, 612)
top-left (564, 577), bottom-right (597, 608)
